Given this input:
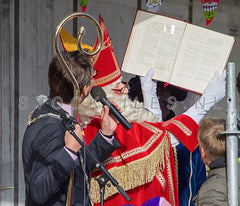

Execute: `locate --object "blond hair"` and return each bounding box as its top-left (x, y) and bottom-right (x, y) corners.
top-left (198, 117), bottom-right (226, 161)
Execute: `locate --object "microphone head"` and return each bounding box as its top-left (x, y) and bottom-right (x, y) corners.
top-left (36, 95), bottom-right (48, 106)
top-left (90, 86), bottom-right (106, 102)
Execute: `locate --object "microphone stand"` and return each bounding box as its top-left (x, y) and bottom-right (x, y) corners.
top-left (61, 117), bottom-right (131, 206)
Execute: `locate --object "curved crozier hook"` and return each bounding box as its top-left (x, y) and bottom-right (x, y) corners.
top-left (53, 12), bottom-right (103, 118)
top-left (76, 14), bottom-right (103, 56)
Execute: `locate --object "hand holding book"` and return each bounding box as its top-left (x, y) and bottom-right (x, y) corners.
top-left (184, 70), bottom-right (226, 124)
top-left (200, 70), bottom-right (226, 111)
top-left (140, 68), bottom-right (162, 122)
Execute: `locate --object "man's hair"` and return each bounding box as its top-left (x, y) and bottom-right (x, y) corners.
top-left (198, 117), bottom-right (226, 161)
top-left (48, 51), bottom-right (93, 103)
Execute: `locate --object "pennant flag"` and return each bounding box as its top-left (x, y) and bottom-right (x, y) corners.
top-left (201, 0), bottom-right (219, 27)
top-left (78, 0), bottom-right (89, 13)
top-left (146, 0), bottom-right (163, 13)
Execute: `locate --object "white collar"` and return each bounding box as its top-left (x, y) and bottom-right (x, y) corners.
top-left (57, 102), bottom-right (73, 116)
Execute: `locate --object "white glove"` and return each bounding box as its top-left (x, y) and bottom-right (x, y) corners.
top-left (140, 68), bottom-right (163, 122)
top-left (184, 70), bottom-right (226, 124)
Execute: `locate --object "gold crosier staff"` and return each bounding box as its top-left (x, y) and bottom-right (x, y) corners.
top-left (53, 12), bottom-right (103, 206)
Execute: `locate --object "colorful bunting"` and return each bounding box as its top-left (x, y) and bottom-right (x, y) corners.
top-left (78, 0), bottom-right (89, 12)
top-left (201, 0), bottom-right (219, 27)
top-left (146, 0), bottom-right (163, 13)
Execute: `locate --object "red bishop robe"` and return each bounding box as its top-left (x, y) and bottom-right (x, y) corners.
top-left (84, 114), bottom-right (198, 206)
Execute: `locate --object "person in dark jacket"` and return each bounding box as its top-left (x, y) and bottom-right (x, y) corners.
top-left (194, 117), bottom-right (240, 205)
top-left (22, 51), bottom-right (120, 206)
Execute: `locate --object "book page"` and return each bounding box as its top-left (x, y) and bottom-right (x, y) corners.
top-left (121, 10), bottom-right (187, 82)
top-left (171, 24), bottom-right (235, 94)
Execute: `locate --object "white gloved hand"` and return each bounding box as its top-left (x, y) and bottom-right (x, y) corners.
top-left (140, 68), bottom-right (163, 122)
top-left (184, 70), bottom-right (226, 124)
top-left (201, 70), bottom-right (226, 109)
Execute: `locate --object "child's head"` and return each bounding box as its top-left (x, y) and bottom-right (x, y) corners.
top-left (198, 117), bottom-right (226, 164)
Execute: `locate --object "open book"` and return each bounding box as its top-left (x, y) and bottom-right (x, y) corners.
top-left (121, 10), bottom-right (235, 94)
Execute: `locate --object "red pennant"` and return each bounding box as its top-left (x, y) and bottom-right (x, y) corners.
top-left (81, 5), bottom-right (87, 13)
top-left (78, 0), bottom-right (89, 13)
top-left (201, 0), bottom-right (219, 27)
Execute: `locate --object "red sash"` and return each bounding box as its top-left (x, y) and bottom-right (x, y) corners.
top-left (162, 114), bottom-right (199, 152)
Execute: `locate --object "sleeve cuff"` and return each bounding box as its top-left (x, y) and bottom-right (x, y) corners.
top-left (99, 129), bottom-right (114, 145)
top-left (64, 146), bottom-right (78, 161)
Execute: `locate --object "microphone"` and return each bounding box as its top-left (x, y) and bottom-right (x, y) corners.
top-left (90, 86), bottom-right (132, 131)
top-left (36, 95), bottom-right (79, 124)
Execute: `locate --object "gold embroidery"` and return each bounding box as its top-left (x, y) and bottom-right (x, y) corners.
top-left (173, 146), bottom-right (179, 191)
top-left (90, 122), bottom-right (171, 203)
top-left (162, 119), bottom-right (192, 136)
top-left (92, 35), bottom-right (121, 86)
top-left (156, 170), bottom-right (166, 191)
top-left (94, 69), bottom-right (121, 86)
top-left (166, 159), bottom-right (176, 206)
top-left (103, 123), bottom-right (164, 165)
top-left (27, 108), bottom-right (61, 126)
top-left (188, 152), bottom-right (193, 206)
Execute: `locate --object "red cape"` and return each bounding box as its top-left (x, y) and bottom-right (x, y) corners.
top-left (84, 114), bottom-right (198, 206)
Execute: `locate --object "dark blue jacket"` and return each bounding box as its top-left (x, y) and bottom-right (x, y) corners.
top-left (22, 105), bottom-right (120, 206)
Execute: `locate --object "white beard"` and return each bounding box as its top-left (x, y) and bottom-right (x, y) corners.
top-left (79, 79), bottom-right (158, 126)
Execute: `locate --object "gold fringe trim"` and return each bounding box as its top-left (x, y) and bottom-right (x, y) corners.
top-left (90, 134), bottom-right (170, 203)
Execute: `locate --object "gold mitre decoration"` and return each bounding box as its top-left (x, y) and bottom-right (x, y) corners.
top-left (60, 27), bottom-right (94, 53)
